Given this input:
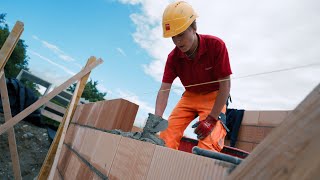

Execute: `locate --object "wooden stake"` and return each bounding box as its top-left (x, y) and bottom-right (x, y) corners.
top-left (0, 58), bottom-right (103, 135)
top-left (0, 21), bottom-right (24, 74)
top-left (227, 83), bottom-right (320, 179)
top-left (0, 72), bottom-right (22, 180)
top-left (38, 57), bottom-right (96, 179)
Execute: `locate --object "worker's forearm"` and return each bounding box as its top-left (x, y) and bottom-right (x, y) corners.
top-left (155, 90), bottom-right (170, 117)
top-left (210, 79), bottom-right (231, 119)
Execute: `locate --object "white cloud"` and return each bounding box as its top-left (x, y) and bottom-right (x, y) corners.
top-left (32, 35), bottom-right (76, 62)
top-left (29, 50), bottom-right (76, 76)
top-left (118, 0), bottom-right (141, 5)
top-left (96, 83), bottom-right (109, 98)
top-left (32, 35), bottom-right (39, 40)
top-left (116, 47), bottom-right (127, 57)
top-left (96, 83), bottom-right (107, 92)
top-left (119, 0), bottom-right (320, 111)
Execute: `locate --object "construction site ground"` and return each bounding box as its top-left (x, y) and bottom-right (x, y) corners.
top-left (0, 115), bottom-right (50, 179)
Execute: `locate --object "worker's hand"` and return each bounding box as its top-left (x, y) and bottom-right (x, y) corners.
top-left (192, 115), bottom-right (218, 140)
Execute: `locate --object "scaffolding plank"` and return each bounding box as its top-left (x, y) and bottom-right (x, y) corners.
top-left (45, 101), bottom-right (67, 114)
top-left (41, 109), bottom-right (63, 122)
top-left (0, 72), bottom-right (22, 180)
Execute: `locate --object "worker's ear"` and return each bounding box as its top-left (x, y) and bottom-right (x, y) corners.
top-left (190, 21), bottom-right (197, 34)
top-left (188, 26), bottom-right (197, 35)
top-left (192, 27), bottom-right (197, 34)
top-left (193, 24), bottom-right (197, 32)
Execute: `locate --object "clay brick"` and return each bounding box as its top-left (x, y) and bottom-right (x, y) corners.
top-left (92, 173), bottom-right (104, 180)
top-left (242, 111), bottom-right (260, 125)
top-left (95, 99), bottom-right (138, 131)
top-left (63, 152), bottom-right (81, 180)
top-left (119, 101), bottom-right (139, 131)
top-left (79, 128), bottom-right (101, 161)
top-left (65, 124), bottom-right (78, 145)
top-left (109, 137), bottom-right (156, 180)
top-left (258, 111), bottom-right (289, 126)
top-left (76, 160), bottom-right (94, 180)
top-left (77, 102), bottom-right (95, 125)
top-left (71, 104), bottom-right (84, 123)
top-left (146, 146), bottom-right (233, 180)
top-left (57, 144), bottom-right (72, 176)
top-left (91, 131), bottom-right (121, 176)
top-left (72, 125), bottom-right (86, 152)
top-left (86, 101), bottom-right (104, 127)
top-left (235, 141), bottom-right (254, 152)
top-left (95, 100), bottom-right (121, 130)
top-left (238, 125), bottom-right (274, 143)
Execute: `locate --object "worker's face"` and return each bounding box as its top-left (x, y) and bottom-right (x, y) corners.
top-left (172, 27), bottom-right (196, 53)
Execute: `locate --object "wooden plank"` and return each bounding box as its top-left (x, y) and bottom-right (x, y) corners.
top-left (0, 57), bottom-right (102, 135)
top-left (0, 72), bottom-right (22, 180)
top-left (45, 101), bottom-right (67, 114)
top-left (41, 109), bottom-right (63, 122)
top-left (48, 79), bottom-right (82, 179)
top-left (52, 95), bottom-right (70, 107)
top-left (227, 84), bottom-right (320, 179)
top-left (38, 56), bottom-right (97, 179)
top-left (0, 21), bottom-right (24, 72)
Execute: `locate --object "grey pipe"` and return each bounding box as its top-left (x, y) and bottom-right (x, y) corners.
top-left (192, 146), bottom-right (242, 165)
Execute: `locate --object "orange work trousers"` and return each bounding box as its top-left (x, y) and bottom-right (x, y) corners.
top-left (160, 90), bottom-right (226, 152)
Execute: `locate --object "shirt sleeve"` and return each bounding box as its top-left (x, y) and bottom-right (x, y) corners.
top-left (213, 40), bottom-right (232, 79)
top-left (162, 55), bottom-right (177, 83)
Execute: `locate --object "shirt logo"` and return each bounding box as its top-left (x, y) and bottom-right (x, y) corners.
top-left (205, 67), bottom-right (213, 70)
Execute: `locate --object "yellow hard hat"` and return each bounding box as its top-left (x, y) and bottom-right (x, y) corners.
top-left (162, 1), bottom-right (198, 38)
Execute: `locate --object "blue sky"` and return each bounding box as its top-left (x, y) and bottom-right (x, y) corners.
top-left (1, 0), bottom-right (319, 138)
top-left (0, 0), bottom-right (177, 130)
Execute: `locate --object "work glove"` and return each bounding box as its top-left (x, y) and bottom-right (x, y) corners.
top-left (192, 115), bottom-right (218, 140)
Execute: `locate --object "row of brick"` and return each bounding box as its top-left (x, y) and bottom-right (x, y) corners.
top-left (241, 110), bottom-right (290, 126)
top-left (56, 144), bottom-right (104, 180)
top-left (71, 99), bottom-right (139, 132)
top-left (224, 140), bottom-right (258, 152)
top-left (226, 125), bottom-right (275, 152)
top-left (58, 123), bottom-right (234, 180)
top-left (129, 111), bottom-right (285, 152)
top-left (230, 111), bottom-right (289, 152)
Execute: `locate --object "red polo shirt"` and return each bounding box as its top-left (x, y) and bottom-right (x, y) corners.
top-left (162, 34), bottom-right (232, 93)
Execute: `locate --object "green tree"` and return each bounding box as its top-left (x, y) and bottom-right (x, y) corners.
top-left (0, 13), bottom-right (29, 78)
top-left (0, 13), bottom-right (39, 93)
top-left (67, 79), bottom-right (106, 102)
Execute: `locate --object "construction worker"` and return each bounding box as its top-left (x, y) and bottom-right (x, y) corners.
top-left (155, 1), bottom-right (232, 152)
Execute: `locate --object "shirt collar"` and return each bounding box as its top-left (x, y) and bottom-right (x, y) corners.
top-left (177, 33), bottom-right (207, 58)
